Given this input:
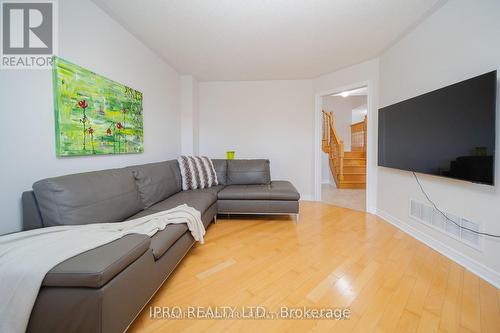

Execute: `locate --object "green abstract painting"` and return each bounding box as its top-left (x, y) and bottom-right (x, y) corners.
top-left (52, 56), bottom-right (144, 156)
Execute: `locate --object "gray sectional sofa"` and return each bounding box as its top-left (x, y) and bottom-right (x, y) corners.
top-left (21, 158), bottom-right (299, 333)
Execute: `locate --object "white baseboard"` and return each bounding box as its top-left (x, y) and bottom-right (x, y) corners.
top-left (300, 194), bottom-right (315, 201)
top-left (377, 209), bottom-right (500, 288)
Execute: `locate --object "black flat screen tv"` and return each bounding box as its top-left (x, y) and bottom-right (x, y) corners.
top-left (378, 71), bottom-right (497, 185)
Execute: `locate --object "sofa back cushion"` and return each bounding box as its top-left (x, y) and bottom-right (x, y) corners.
top-left (33, 168), bottom-right (143, 226)
top-left (128, 160), bottom-right (182, 208)
top-left (226, 159), bottom-right (271, 185)
top-left (211, 159), bottom-right (227, 185)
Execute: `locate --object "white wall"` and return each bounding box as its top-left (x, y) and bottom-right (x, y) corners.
top-left (378, 0), bottom-right (500, 285)
top-left (321, 154), bottom-right (333, 184)
top-left (0, 0), bottom-right (181, 234)
top-left (313, 59), bottom-right (380, 94)
top-left (198, 80), bottom-right (314, 199)
top-left (180, 75), bottom-right (199, 155)
top-left (352, 104), bottom-right (367, 124)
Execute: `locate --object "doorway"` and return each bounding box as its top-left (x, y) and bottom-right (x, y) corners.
top-left (320, 87), bottom-right (367, 211)
top-left (314, 82), bottom-right (376, 213)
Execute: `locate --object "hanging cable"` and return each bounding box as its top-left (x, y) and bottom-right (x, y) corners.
top-left (412, 171), bottom-right (500, 238)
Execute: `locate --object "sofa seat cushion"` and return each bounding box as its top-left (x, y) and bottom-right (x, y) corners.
top-left (217, 181), bottom-right (300, 201)
top-left (125, 209), bottom-right (158, 220)
top-left (218, 200), bottom-right (299, 214)
top-left (148, 189), bottom-right (217, 214)
top-left (43, 234), bottom-right (150, 288)
top-left (198, 185), bottom-right (225, 196)
top-left (149, 224), bottom-right (189, 260)
top-left (125, 186), bottom-right (222, 238)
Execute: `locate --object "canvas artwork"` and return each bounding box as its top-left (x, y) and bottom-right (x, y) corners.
top-left (52, 56), bottom-right (144, 156)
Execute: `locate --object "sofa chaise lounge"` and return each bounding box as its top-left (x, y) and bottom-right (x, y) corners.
top-left (20, 158), bottom-right (299, 333)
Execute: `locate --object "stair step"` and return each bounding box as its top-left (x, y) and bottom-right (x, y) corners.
top-left (343, 158), bottom-right (366, 166)
top-left (342, 173), bottom-right (366, 182)
top-left (344, 151), bottom-right (366, 158)
top-left (338, 180), bottom-right (366, 189)
top-left (338, 182), bottom-right (366, 189)
top-left (343, 166), bottom-right (365, 173)
top-left (339, 178), bottom-right (365, 182)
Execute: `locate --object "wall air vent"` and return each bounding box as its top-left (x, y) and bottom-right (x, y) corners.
top-left (409, 199), bottom-right (481, 250)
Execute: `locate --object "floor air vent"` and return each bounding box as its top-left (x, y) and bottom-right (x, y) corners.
top-left (409, 199), bottom-right (481, 250)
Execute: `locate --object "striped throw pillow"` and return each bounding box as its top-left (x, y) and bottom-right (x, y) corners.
top-left (177, 156), bottom-right (219, 190)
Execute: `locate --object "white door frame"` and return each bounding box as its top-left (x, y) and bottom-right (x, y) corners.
top-left (313, 80), bottom-right (377, 214)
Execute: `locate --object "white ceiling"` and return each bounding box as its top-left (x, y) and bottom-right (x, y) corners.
top-left (93, 0), bottom-right (446, 81)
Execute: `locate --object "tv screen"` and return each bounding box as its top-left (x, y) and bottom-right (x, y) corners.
top-left (378, 71), bottom-right (497, 185)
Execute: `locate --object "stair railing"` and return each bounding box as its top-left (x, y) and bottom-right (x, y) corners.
top-left (350, 115), bottom-right (367, 152)
top-left (322, 111), bottom-right (344, 183)
top-left (321, 111), bottom-right (330, 153)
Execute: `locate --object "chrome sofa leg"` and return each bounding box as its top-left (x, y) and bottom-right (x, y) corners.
top-left (295, 214), bottom-right (299, 224)
top-left (214, 215), bottom-right (217, 224)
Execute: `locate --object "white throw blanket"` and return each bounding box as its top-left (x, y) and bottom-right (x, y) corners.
top-left (0, 204), bottom-right (204, 333)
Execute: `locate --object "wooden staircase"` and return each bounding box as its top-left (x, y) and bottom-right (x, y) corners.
top-left (322, 111), bottom-right (366, 189)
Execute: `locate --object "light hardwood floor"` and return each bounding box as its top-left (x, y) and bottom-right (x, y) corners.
top-left (129, 201), bottom-right (500, 333)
